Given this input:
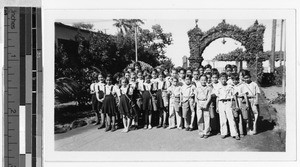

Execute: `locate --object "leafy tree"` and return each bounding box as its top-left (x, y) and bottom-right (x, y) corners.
top-left (55, 21), bottom-right (173, 104)
top-left (113, 19), bottom-right (144, 35)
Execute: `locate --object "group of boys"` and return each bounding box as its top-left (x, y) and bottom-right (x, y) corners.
top-left (94, 63), bottom-right (260, 140)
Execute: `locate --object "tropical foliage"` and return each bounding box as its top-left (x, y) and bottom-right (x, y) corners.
top-left (213, 48), bottom-right (284, 62)
top-left (55, 21), bottom-right (173, 104)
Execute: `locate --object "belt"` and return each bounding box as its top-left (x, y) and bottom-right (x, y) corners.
top-left (219, 99), bottom-right (234, 102)
top-left (197, 99), bottom-right (207, 101)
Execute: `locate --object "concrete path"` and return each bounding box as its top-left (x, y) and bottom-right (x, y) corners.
top-left (55, 125), bottom-right (284, 152)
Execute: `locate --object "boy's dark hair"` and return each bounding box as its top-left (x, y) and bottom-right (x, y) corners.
top-left (199, 65), bottom-right (204, 69)
top-left (219, 72), bottom-right (228, 79)
top-left (230, 73), bottom-right (239, 80)
top-left (185, 74), bottom-right (192, 80)
top-left (225, 64), bottom-right (232, 70)
top-left (212, 72), bottom-right (219, 78)
top-left (232, 65), bottom-right (237, 69)
top-left (205, 72), bottom-right (212, 77)
top-left (172, 76), bottom-right (179, 82)
top-left (179, 68), bottom-right (186, 73)
top-left (241, 70), bottom-right (251, 77)
top-left (199, 74), bottom-right (208, 80)
top-left (193, 69), bottom-right (199, 73)
top-left (186, 67), bottom-right (192, 71)
top-left (239, 69), bottom-right (245, 74)
top-left (204, 64), bottom-right (212, 69)
top-left (211, 68), bottom-right (219, 74)
top-left (136, 70), bottom-right (143, 74)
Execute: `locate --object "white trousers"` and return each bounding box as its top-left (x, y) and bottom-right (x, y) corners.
top-left (218, 101), bottom-right (238, 136)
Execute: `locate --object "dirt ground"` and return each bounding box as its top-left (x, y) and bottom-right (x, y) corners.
top-left (55, 86), bottom-right (286, 152)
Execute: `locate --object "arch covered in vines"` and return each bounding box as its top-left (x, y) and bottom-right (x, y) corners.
top-left (187, 20), bottom-right (265, 82)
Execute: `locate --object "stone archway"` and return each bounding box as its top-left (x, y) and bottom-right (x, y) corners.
top-left (188, 20), bottom-right (265, 82)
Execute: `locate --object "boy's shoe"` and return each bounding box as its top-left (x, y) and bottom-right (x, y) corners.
top-left (111, 126), bottom-right (116, 132)
top-left (240, 134), bottom-right (245, 138)
top-left (130, 125), bottom-right (137, 131)
top-left (98, 124), bottom-right (105, 129)
top-left (157, 125), bottom-right (162, 128)
top-left (148, 125), bottom-right (152, 129)
top-left (163, 124), bottom-right (167, 129)
top-left (235, 136), bottom-right (240, 140)
top-left (249, 131), bottom-right (257, 135)
top-left (178, 126), bottom-right (183, 130)
top-left (185, 127), bottom-right (190, 131)
top-left (189, 127), bottom-right (194, 131)
top-left (221, 135), bottom-right (227, 139)
top-left (105, 125), bottom-right (111, 132)
top-left (144, 125), bottom-right (148, 129)
top-left (203, 135), bottom-right (208, 139)
top-left (199, 134), bottom-right (204, 138)
top-left (167, 126), bottom-right (176, 129)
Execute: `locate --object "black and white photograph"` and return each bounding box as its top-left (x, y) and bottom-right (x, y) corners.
top-left (54, 18), bottom-right (287, 152)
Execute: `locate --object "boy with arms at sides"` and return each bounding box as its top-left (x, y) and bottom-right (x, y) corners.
top-left (167, 77), bottom-right (181, 129)
top-left (216, 73), bottom-right (240, 140)
top-left (195, 75), bottom-right (212, 138)
top-left (231, 73), bottom-right (247, 138)
top-left (240, 70), bottom-right (260, 135)
top-left (180, 75), bottom-right (196, 131)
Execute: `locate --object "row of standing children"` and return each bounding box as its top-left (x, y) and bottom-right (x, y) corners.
top-left (90, 62), bottom-right (260, 140)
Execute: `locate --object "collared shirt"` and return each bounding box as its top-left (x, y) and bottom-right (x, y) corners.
top-left (192, 80), bottom-right (201, 88)
top-left (227, 79), bottom-right (234, 86)
top-left (233, 83), bottom-right (242, 96)
top-left (211, 82), bottom-right (221, 95)
top-left (180, 84), bottom-right (196, 101)
top-left (216, 84), bottom-right (234, 100)
top-left (240, 81), bottom-right (260, 97)
top-left (195, 85), bottom-right (211, 101)
top-left (178, 78), bottom-right (185, 87)
top-left (167, 85), bottom-right (181, 98)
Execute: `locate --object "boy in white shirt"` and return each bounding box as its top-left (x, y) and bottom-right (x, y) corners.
top-left (180, 75), bottom-right (196, 131)
top-left (216, 72), bottom-right (240, 140)
top-left (240, 70), bottom-right (260, 135)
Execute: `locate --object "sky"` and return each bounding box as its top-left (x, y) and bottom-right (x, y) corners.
top-left (63, 19), bottom-right (285, 66)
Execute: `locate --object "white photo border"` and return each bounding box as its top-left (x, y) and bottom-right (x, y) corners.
top-left (43, 9), bottom-right (296, 162)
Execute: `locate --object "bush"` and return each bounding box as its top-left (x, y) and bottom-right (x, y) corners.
top-left (55, 103), bottom-right (93, 125)
top-left (260, 72), bottom-right (275, 87)
top-left (274, 66), bottom-right (284, 86)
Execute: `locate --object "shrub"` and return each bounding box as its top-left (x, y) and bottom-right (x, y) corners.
top-left (274, 66), bottom-right (284, 86)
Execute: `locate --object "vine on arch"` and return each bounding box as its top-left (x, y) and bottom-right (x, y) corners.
top-left (188, 20), bottom-right (265, 83)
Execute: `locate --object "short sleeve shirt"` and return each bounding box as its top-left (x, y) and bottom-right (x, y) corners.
top-left (216, 84), bottom-right (234, 100)
top-left (195, 85), bottom-right (211, 101)
top-left (240, 81), bottom-right (260, 97)
top-left (167, 85), bottom-right (181, 98)
top-left (181, 84), bottom-right (196, 102)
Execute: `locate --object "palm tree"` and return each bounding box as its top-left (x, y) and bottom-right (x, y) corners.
top-left (113, 19), bottom-right (144, 35)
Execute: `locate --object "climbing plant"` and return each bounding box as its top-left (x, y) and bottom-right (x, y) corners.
top-left (188, 20), bottom-right (265, 83)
